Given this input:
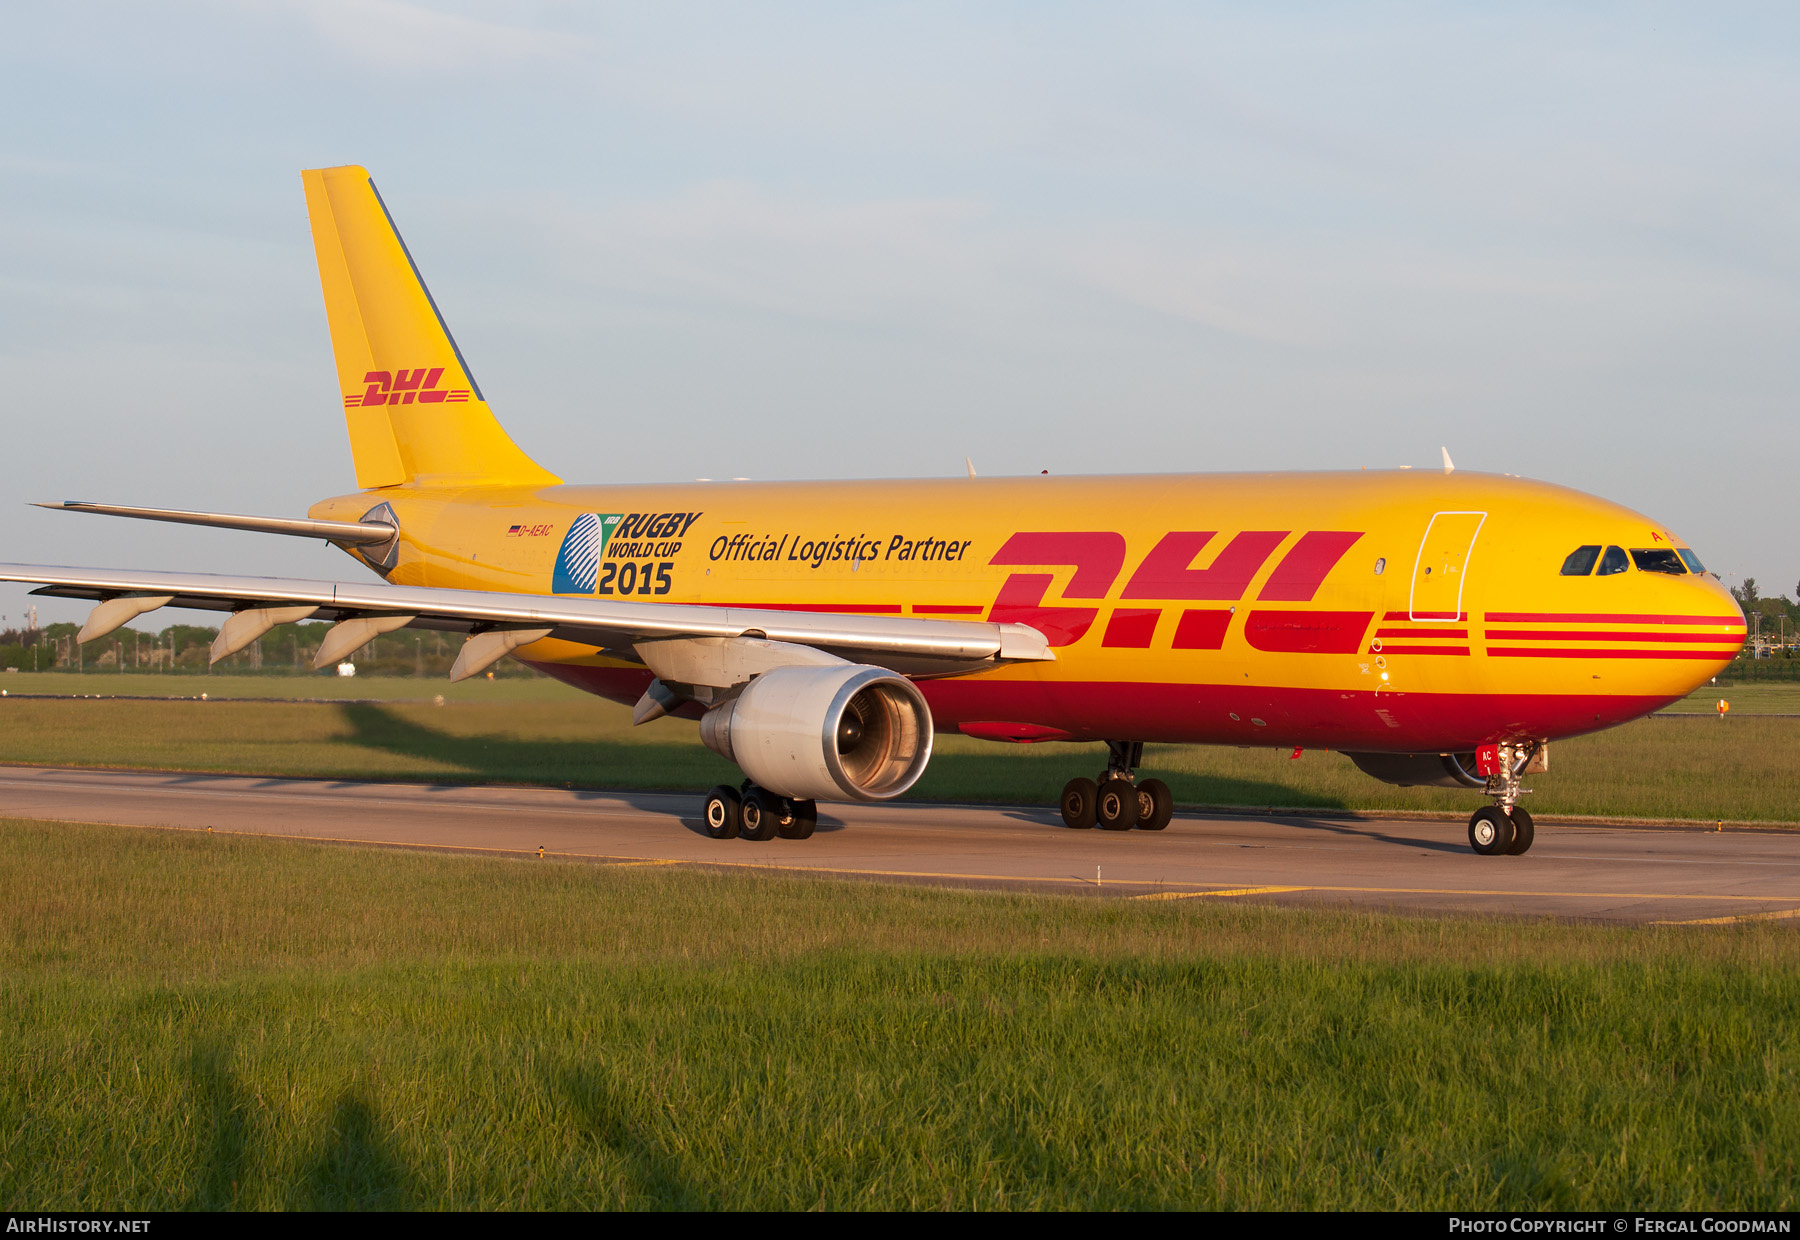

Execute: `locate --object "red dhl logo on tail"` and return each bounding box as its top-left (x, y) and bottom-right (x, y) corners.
top-left (343, 367), bottom-right (471, 408)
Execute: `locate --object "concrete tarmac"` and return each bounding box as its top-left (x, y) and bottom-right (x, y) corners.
top-left (2, 764), bottom-right (1796, 924)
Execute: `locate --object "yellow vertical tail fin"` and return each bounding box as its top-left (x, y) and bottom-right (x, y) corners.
top-left (302, 165), bottom-right (559, 490)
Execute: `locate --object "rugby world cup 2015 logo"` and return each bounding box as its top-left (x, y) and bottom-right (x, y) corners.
top-left (552, 514), bottom-right (623, 593)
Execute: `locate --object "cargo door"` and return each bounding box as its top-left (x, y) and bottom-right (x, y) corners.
top-left (1410, 511), bottom-right (1486, 621)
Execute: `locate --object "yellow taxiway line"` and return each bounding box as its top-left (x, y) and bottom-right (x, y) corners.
top-left (1131, 886), bottom-right (1311, 901)
top-left (1653, 907), bottom-right (1800, 926)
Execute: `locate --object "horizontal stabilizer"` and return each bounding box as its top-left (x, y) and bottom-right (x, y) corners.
top-left (37, 501), bottom-right (396, 547)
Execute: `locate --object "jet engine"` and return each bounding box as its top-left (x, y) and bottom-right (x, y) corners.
top-left (699, 664), bottom-right (934, 802)
top-left (1343, 751), bottom-right (1486, 789)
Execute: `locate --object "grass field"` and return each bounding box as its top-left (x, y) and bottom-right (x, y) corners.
top-left (3, 677), bottom-right (1799, 821)
top-left (1662, 683), bottom-right (1800, 713)
top-left (3, 819), bottom-right (1797, 1210)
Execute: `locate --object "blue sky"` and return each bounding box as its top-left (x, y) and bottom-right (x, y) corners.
top-left (4, 2), bottom-right (1798, 624)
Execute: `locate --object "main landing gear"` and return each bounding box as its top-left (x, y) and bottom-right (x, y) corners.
top-left (1467, 741), bottom-right (1540, 857)
top-left (1059, 741), bottom-right (1174, 832)
top-left (703, 782), bottom-right (817, 842)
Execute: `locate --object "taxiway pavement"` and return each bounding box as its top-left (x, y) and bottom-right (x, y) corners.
top-left (2, 764), bottom-right (1795, 924)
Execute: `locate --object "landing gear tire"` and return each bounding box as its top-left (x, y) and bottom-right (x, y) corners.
top-left (740, 787), bottom-right (780, 842)
top-left (1505, 807), bottom-right (1534, 855)
top-left (777, 798), bottom-right (818, 840)
top-left (1096, 778), bottom-right (1140, 831)
top-left (1469, 805), bottom-right (1515, 856)
top-left (703, 785), bottom-right (742, 840)
top-left (1135, 778), bottom-right (1174, 831)
top-left (1060, 778), bottom-right (1098, 829)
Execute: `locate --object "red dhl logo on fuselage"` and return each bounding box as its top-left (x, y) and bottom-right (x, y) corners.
top-left (718, 529), bottom-right (1374, 652)
top-left (343, 367), bottom-right (471, 408)
top-left (738, 528), bottom-right (1741, 658)
top-left (978, 531), bottom-right (1742, 657)
top-left (986, 529), bottom-right (1364, 649)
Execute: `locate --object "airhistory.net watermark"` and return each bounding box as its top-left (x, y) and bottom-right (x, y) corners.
top-left (5, 1221), bottom-right (151, 1234)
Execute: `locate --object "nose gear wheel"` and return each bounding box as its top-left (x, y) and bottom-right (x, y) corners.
top-left (1467, 741), bottom-right (1542, 856)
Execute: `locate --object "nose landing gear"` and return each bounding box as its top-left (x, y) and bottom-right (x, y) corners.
top-left (1059, 741), bottom-right (1174, 832)
top-left (1467, 741), bottom-right (1541, 856)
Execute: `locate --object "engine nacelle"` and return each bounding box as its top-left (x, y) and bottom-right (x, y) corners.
top-left (699, 664), bottom-right (934, 802)
top-left (1343, 751), bottom-right (1485, 789)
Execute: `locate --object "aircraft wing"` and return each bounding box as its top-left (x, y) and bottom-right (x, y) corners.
top-left (0, 563), bottom-right (1054, 682)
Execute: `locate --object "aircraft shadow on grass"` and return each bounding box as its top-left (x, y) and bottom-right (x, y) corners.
top-left (326, 703), bottom-right (1457, 850)
top-left (334, 702), bottom-right (732, 795)
top-left (181, 1042), bottom-right (417, 1210)
top-left (559, 1067), bottom-right (703, 1208)
top-left (289, 1094), bottom-right (418, 1210)
top-left (180, 1041), bottom-right (253, 1211)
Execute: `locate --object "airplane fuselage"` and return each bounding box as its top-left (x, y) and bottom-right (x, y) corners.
top-left (309, 468), bottom-right (1744, 753)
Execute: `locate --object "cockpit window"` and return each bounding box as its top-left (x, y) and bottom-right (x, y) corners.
top-left (1597, 545), bottom-right (1630, 576)
top-left (1678, 548), bottom-right (1707, 574)
top-left (1560, 546), bottom-right (1601, 576)
top-left (1631, 548), bottom-right (1687, 576)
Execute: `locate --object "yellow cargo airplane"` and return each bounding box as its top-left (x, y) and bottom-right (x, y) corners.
top-left (5, 166), bottom-right (1746, 855)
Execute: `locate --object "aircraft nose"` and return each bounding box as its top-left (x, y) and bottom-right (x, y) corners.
top-left (1658, 574), bottom-right (1747, 697)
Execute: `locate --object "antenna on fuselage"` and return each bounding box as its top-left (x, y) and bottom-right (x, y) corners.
top-left (1441, 447), bottom-right (1456, 474)
top-left (965, 456), bottom-right (978, 478)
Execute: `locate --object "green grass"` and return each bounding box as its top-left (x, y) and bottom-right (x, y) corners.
top-left (3, 690), bottom-right (1799, 822)
top-left (1667, 682), bottom-right (1800, 713)
top-left (4, 820), bottom-right (1798, 1210)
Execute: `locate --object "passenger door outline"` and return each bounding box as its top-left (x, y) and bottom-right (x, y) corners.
top-left (1409, 511), bottom-right (1486, 622)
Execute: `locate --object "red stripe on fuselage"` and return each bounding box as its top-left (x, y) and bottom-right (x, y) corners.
top-left (1485, 612), bottom-right (1743, 626)
top-left (1171, 609), bottom-right (1232, 650)
top-left (1244, 611), bottom-right (1373, 654)
top-left (1101, 608), bottom-right (1161, 648)
top-left (1488, 647), bottom-right (1739, 660)
top-left (1374, 645), bottom-right (1470, 656)
top-left (1485, 629), bottom-right (1748, 643)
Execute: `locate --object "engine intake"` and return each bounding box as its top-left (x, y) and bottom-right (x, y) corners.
top-left (1343, 751), bottom-right (1485, 789)
top-left (699, 664), bottom-right (934, 802)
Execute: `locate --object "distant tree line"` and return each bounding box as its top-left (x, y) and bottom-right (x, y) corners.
top-left (0, 621), bottom-right (543, 678)
top-left (1720, 578), bottom-right (1800, 679)
top-left (1728, 577), bottom-right (1800, 631)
